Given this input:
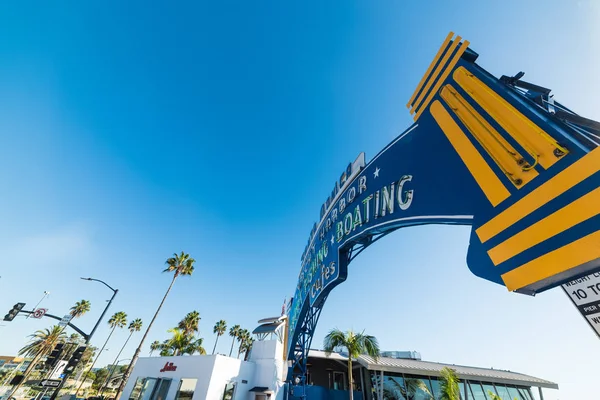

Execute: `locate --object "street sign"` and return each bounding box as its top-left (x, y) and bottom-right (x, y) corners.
top-left (562, 272), bottom-right (600, 339)
top-left (50, 360), bottom-right (68, 380)
top-left (32, 308), bottom-right (48, 319)
top-left (58, 314), bottom-right (71, 327)
top-left (40, 379), bottom-right (61, 388)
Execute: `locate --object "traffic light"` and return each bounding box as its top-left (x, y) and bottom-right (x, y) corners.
top-left (45, 343), bottom-right (65, 368)
top-left (64, 346), bottom-right (87, 374)
top-left (9, 375), bottom-right (24, 385)
top-left (3, 302), bottom-right (25, 321)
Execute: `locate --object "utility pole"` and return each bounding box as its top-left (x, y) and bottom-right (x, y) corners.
top-left (48, 278), bottom-right (118, 400)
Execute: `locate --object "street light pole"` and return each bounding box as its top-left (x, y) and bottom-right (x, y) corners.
top-left (49, 278), bottom-right (118, 400)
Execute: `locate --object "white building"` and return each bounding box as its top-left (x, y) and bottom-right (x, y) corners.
top-left (120, 316), bottom-right (558, 400)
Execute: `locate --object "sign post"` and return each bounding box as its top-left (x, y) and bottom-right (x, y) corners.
top-left (57, 315), bottom-right (71, 328)
top-left (562, 273), bottom-right (600, 339)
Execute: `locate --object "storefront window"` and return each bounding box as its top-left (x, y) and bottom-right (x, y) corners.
top-left (222, 382), bottom-right (236, 400)
top-left (482, 383), bottom-right (497, 399)
top-left (403, 376), bottom-right (434, 400)
top-left (176, 378), bottom-right (198, 400)
top-left (429, 377), bottom-right (441, 399)
top-left (129, 378), bottom-right (146, 400)
top-left (494, 384), bottom-right (511, 400)
top-left (139, 378), bottom-right (158, 400)
top-left (468, 382), bottom-right (487, 400)
top-left (459, 381), bottom-right (466, 400)
top-left (382, 374), bottom-right (406, 400)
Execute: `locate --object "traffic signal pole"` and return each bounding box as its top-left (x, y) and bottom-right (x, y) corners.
top-left (48, 281), bottom-right (118, 400)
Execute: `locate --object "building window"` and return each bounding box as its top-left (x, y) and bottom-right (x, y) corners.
top-left (175, 379), bottom-right (198, 400)
top-left (333, 371), bottom-right (346, 390)
top-left (382, 374), bottom-right (407, 400)
top-left (482, 383), bottom-right (497, 399)
top-left (133, 378), bottom-right (172, 400)
top-left (494, 384), bottom-right (511, 400)
top-left (222, 382), bottom-right (237, 400)
top-left (129, 378), bottom-right (146, 400)
top-left (468, 382), bottom-right (487, 400)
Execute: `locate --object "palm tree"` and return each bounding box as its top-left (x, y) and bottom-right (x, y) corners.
top-left (236, 329), bottom-right (250, 359)
top-left (99, 318), bottom-right (143, 395)
top-left (6, 326), bottom-right (67, 398)
top-left (115, 251), bottom-right (196, 400)
top-left (323, 329), bottom-right (380, 400)
top-left (162, 328), bottom-right (189, 356)
top-left (184, 338), bottom-right (206, 355)
top-left (212, 320), bottom-right (227, 355)
top-left (76, 311), bottom-right (127, 396)
top-left (178, 311), bottom-right (200, 337)
top-left (149, 341), bottom-right (161, 356)
top-left (228, 325), bottom-right (241, 357)
top-left (240, 337), bottom-right (254, 361)
top-left (439, 367), bottom-right (460, 400)
top-left (70, 300), bottom-right (91, 319)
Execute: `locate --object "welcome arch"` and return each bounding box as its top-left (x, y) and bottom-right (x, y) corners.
top-left (286, 32), bottom-right (600, 393)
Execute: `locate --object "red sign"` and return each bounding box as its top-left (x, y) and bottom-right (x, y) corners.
top-left (160, 362), bottom-right (177, 372)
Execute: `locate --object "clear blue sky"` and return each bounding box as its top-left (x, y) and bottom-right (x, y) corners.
top-left (0, 1), bottom-right (598, 399)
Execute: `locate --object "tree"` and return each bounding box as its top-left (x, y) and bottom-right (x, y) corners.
top-left (93, 368), bottom-right (110, 389)
top-left (70, 300), bottom-right (91, 318)
top-left (178, 311), bottom-right (200, 337)
top-left (76, 311), bottom-right (127, 396)
top-left (99, 318), bottom-right (143, 395)
top-left (160, 328), bottom-right (206, 356)
top-left (323, 329), bottom-right (380, 400)
top-left (240, 337), bottom-right (254, 361)
top-left (439, 367), bottom-right (460, 400)
top-left (6, 325), bottom-right (67, 398)
top-left (212, 320), bottom-right (227, 355)
top-left (228, 325), bottom-right (241, 357)
top-left (115, 251), bottom-right (196, 400)
top-left (236, 329), bottom-right (250, 359)
top-left (149, 341), bottom-right (161, 356)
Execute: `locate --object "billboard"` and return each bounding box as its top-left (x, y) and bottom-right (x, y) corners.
top-left (287, 32), bottom-right (600, 382)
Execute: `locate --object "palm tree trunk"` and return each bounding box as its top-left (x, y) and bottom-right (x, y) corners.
top-left (212, 335), bottom-right (220, 355)
top-left (347, 357), bottom-right (353, 400)
top-left (76, 325), bottom-right (117, 396)
top-left (228, 337), bottom-right (236, 357)
top-left (114, 274), bottom-right (179, 400)
top-left (99, 330), bottom-right (133, 395)
top-left (6, 352), bottom-right (44, 398)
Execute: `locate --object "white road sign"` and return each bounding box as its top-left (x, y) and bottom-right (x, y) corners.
top-left (58, 314), bottom-right (72, 327)
top-left (32, 308), bottom-right (48, 319)
top-left (562, 272), bottom-right (600, 338)
top-left (50, 360), bottom-right (68, 380)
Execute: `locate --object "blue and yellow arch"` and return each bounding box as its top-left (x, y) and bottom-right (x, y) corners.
top-left (286, 32), bottom-right (600, 394)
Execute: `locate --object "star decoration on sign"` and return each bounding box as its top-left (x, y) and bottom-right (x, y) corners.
top-left (374, 167), bottom-right (380, 178)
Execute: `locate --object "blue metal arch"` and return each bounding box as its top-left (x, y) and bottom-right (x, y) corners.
top-left (286, 33), bottom-right (600, 397)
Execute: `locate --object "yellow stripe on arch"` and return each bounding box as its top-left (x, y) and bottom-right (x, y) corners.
top-left (501, 230), bottom-right (600, 291)
top-left (488, 186), bottom-right (600, 265)
top-left (406, 32), bottom-right (454, 109)
top-left (430, 100), bottom-right (510, 207)
top-left (476, 147), bottom-right (600, 243)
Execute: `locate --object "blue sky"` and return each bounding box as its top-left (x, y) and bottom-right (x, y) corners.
top-left (0, 1), bottom-right (598, 399)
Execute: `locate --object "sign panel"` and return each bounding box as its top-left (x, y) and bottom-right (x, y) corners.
top-left (32, 308), bottom-right (48, 319)
top-left (49, 360), bottom-right (68, 380)
top-left (562, 272), bottom-right (600, 338)
top-left (40, 379), bottom-right (61, 388)
top-left (58, 314), bottom-right (71, 327)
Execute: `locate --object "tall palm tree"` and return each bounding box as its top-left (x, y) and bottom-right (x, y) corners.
top-left (323, 329), bottom-right (380, 400)
top-left (212, 320), bottom-right (227, 354)
top-left (76, 311), bottom-right (127, 396)
top-left (178, 311), bottom-right (200, 337)
top-left (70, 300), bottom-right (91, 319)
top-left (115, 251), bottom-right (196, 400)
top-left (236, 329), bottom-right (250, 359)
top-left (228, 325), bottom-right (241, 357)
top-left (99, 318), bottom-right (143, 395)
top-left (439, 367), bottom-right (460, 400)
top-left (184, 338), bottom-right (206, 356)
top-left (149, 341), bottom-right (161, 356)
top-left (6, 326), bottom-right (66, 398)
top-left (240, 337), bottom-right (254, 361)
